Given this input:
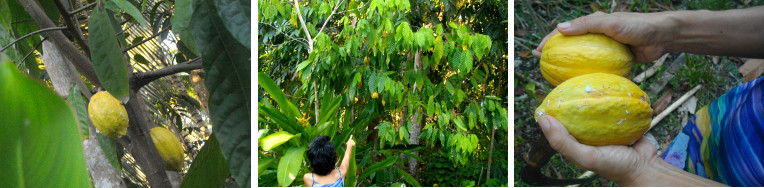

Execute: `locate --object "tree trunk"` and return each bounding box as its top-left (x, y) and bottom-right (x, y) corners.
top-left (407, 50), bottom-right (422, 177)
top-left (124, 90), bottom-right (173, 187)
top-left (486, 126), bottom-right (495, 181)
top-left (42, 39), bottom-right (125, 187)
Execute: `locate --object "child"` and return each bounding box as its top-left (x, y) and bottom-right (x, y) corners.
top-left (303, 135), bottom-right (356, 187)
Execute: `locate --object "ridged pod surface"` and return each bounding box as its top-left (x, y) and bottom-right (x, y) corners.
top-left (535, 73), bottom-right (652, 145)
top-left (540, 33), bottom-right (634, 85)
top-left (88, 91), bottom-right (129, 139)
top-left (150, 127), bottom-right (184, 171)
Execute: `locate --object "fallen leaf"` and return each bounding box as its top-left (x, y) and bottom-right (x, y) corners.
top-left (518, 50), bottom-right (531, 58)
top-left (680, 113), bottom-right (689, 129)
top-left (712, 56), bottom-right (720, 64)
top-left (652, 89), bottom-right (673, 115)
top-left (678, 96), bottom-right (697, 115)
top-left (739, 59), bottom-right (764, 82)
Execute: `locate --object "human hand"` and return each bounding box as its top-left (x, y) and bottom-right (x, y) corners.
top-left (537, 115), bottom-right (659, 186)
top-left (346, 135), bottom-right (356, 148)
top-left (536, 11), bottom-right (677, 63)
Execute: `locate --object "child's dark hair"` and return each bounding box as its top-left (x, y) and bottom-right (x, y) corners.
top-left (307, 135), bottom-right (336, 175)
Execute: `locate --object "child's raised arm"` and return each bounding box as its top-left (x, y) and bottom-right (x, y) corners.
top-left (339, 135), bottom-right (356, 179)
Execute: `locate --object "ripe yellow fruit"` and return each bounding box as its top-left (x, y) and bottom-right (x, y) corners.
top-left (150, 127), bottom-right (184, 171)
top-left (354, 97), bottom-right (358, 102)
top-left (372, 92), bottom-right (379, 99)
top-left (88, 91), bottom-right (129, 139)
top-left (540, 33), bottom-right (634, 86)
top-left (535, 73), bottom-right (652, 146)
top-left (382, 100), bottom-right (385, 106)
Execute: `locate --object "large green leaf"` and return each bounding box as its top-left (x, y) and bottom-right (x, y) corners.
top-left (192, 0), bottom-right (251, 187)
top-left (213, 0), bottom-right (250, 49)
top-left (258, 72), bottom-right (300, 119)
top-left (357, 153), bottom-right (396, 181)
top-left (258, 157), bottom-right (275, 179)
top-left (96, 132), bottom-right (121, 170)
top-left (449, 48), bottom-right (473, 76)
top-left (7, 0), bottom-right (41, 77)
top-left (0, 61), bottom-right (91, 187)
top-left (398, 167), bottom-right (421, 187)
top-left (181, 134), bottom-right (230, 188)
top-left (172, 0), bottom-right (197, 54)
top-left (260, 131), bottom-right (297, 151)
top-left (277, 146), bottom-right (306, 187)
top-left (110, 0), bottom-right (149, 28)
top-left (66, 85), bottom-right (89, 140)
top-left (88, 5), bottom-right (129, 99)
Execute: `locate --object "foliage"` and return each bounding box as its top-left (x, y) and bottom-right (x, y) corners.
top-left (192, 0), bottom-right (252, 187)
top-left (259, 0), bottom-right (507, 186)
top-left (0, 61), bottom-right (92, 187)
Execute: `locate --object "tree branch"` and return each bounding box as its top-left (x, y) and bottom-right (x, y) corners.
top-left (0, 27), bottom-right (65, 53)
top-left (315, 0), bottom-right (343, 40)
top-left (123, 25), bottom-right (172, 53)
top-left (69, 2), bottom-right (96, 15)
top-left (293, 0), bottom-right (314, 52)
top-left (54, 0), bottom-right (90, 57)
top-left (19, 0), bottom-right (101, 87)
top-left (130, 57), bottom-right (202, 88)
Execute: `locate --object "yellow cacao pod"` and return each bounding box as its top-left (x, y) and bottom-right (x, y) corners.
top-left (535, 73), bottom-right (652, 145)
top-left (88, 91), bottom-right (129, 139)
top-left (540, 33), bottom-right (634, 85)
top-left (150, 127), bottom-right (184, 171)
top-left (372, 92), bottom-right (379, 99)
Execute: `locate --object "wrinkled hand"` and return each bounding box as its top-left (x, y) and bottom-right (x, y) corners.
top-left (536, 11), bottom-right (676, 63)
top-left (346, 135), bottom-right (356, 148)
top-left (537, 115), bottom-right (660, 185)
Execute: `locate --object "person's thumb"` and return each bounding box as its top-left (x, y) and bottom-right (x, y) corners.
top-left (557, 11), bottom-right (611, 36)
top-left (538, 115), bottom-right (596, 162)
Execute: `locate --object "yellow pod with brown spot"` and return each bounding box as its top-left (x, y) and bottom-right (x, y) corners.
top-left (88, 91), bottom-right (129, 139)
top-left (534, 73), bottom-right (652, 146)
top-left (150, 127), bottom-right (185, 171)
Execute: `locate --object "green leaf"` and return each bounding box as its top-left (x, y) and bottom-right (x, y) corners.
top-left (181, 134), bottom-right (230, 188)
top-left (133, 54), bottom-right (151, 65)
top-left (432, 37), bottom-right (443, 63)
top-left (358, 153), bottom-right (396, 181)
top-left (317, 97), bottom-right (341, 126)
top-left (192, 1), bottom-right (252, 187)
top-left (214, 0), bottom-right (251, 49)
top-left (472, 34), bottom-right (492, 59)
top-left (448, 48), bottom-right (473, 76)
top-left (259, 73), bottom-right (300, 118)
top-left (395, 22), bottom-right (413, 49)
top-left (89, 6), bottom-right (129, 99)
top-left (172, 0), bottom-right (194, 35)
top-left (0, 61), bottom-right (91, 187)
top-left (258, 157), bottom-right (275, 179)
top-left (260, 131), bottom-right (298, 151)
top-left (376, 122), bottom-right (395, 148)
top-left (398, 168), bottom-right (421, 187)
top-left (277, 146), bottom-right (306, 187)
top-left (111, 0), bottom-right (149, 28)
top-left (66, 85), bottom-right (89, 140)
top-left (453, 118), bottom-right (467, 132)
top-left (96, 132), bottom-right (122, 170)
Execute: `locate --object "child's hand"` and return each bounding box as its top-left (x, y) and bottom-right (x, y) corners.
top-left (346, 135), bottom-right (356, 148)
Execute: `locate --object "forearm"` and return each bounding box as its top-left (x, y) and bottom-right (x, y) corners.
top-left (665, 6), bottom-right (764, 57)
top-left (620, 158), bottom-right (727, 186)
top-left (339, 145), bottom-right (353, 172)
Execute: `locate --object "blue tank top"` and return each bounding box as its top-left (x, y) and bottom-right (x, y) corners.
top-left (312, 168), bottom-right (343, 187)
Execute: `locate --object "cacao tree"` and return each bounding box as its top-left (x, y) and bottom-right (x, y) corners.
top-left (258, 0), bottom-right (508, 186)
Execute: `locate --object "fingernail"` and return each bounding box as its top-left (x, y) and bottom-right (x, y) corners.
top-left (557, 22), bottom-right (571, 30)
top-left (539, 115), bottom-right (551, 130)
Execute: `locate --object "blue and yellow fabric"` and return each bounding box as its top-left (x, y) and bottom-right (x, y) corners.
top-left (662, 77), bottom-right (764, 186)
